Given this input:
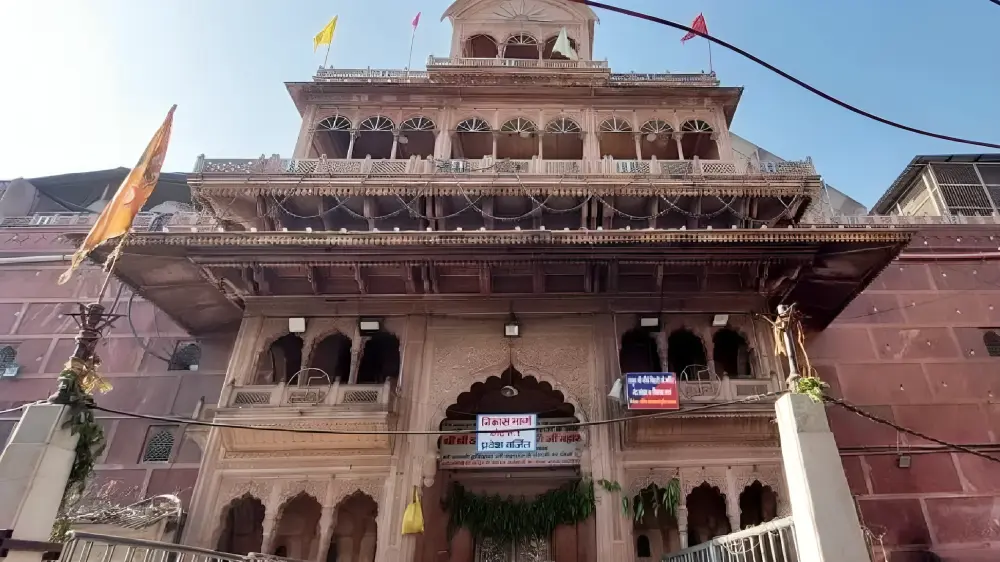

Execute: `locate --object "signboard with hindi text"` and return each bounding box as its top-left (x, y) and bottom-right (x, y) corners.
top-left (439, 417), bottom-right (582, 468)
top-left (476, 413), bottom-right (537, 452)
top-left (625, 372), bottom-right (680, 410)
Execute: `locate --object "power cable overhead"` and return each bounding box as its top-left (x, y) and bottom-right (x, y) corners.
top-left (566, 0), bottom-right (1000, 150)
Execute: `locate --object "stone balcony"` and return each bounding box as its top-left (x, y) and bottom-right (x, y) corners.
top-left (312, 62), bottom-right (719, 87)
top-left (193, 154), bottom-right (816, 179)
top-left (212, 379), bottom-right (397, 457)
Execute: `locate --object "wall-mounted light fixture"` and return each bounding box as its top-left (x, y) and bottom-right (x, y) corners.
top-left (504, 315), bottom-right (521, 338)
top-left (712, 314), bottom-right (730, 327)
top-left (288, 317), bottom-right (306, 333)
top-left (639, 315), bottom-right (660, 331)
top-left (358, 318), bottom-right (382, 335)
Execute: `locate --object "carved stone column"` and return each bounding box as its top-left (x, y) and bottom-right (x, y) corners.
top-left (390, 132), bottom-right (400, 159)
top-left (673, 133), bottom-right (684, 161)
top-left (346, 131), bottom-right (358, 159)
top-left (261, 485), bottom-right (283, 555)
top-left (633, 132), bottom-right (642, 160)
top-left (348, 327), bottom-right (369, 384)
top-left (677, 504), bottom-right (689, 549)
top-left (316, 506), bottom-right (337, 562)
top-left (725, 468), bottom-right (741, 533)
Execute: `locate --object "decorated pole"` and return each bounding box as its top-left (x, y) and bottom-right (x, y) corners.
top-left (0, 107), bottom-right (176, 554)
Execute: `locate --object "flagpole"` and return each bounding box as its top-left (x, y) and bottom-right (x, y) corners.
top-left (707, 40), bottom-right (713, 74)
top-left (406, 26), bottom-right (416, 78)
top-left (323, 39), bottom-right (333, 68)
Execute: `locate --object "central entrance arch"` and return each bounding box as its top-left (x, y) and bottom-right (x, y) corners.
top-left (415, 367), bottom-right (593, 562)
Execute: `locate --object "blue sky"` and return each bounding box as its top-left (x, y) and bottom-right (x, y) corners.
top-left (1, 0), bottom-right (997, 208)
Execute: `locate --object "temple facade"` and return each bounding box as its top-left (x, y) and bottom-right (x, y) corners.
top-left (9, 1), bottom-right (1000, 561)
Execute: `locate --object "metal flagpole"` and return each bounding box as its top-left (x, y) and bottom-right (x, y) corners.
top-left (707, 40), bottom-right (714, 74)
top-left (323, 39), bottom-right (333, 68)
top-left (406, 26), bottom-right (416, 77)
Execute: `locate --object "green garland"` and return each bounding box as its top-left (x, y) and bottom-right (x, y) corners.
top-left (794, 375), bottom-right (827, 403)
top-left (51, 358), bottom-right (110, 541)
top-left (444, 480), bottom-right (595, 543)
top-left (598, 478), bottom-right (680, 521)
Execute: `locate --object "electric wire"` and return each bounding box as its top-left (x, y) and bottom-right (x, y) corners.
top-left (89, 390), bottom-right (785, 436)
top-left (825, 395), bottom-right (1000, 465)
top-left (127, 291), bottom-right (173, 364)
top-left (566, 0), bottom-right (1000, 150)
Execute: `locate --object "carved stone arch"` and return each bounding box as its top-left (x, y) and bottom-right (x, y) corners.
top-left (274, 480), bottom-right (329, 520)
top-left (427, 357), bottom-right (591, 434)
top-left (627, 469), bottom-right (680, 497)
top-left (329, 477), bottom-right (386, 510)
top-left (300, 317), bottom-right (358, 369)
top-left (679, 467), bottom-right (727, 499)
top-left (209, 480), bottom-right (272, 548)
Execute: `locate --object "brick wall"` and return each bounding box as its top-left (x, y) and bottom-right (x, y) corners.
top-left (0, 228), bottom-right (233, 508)
top-left (814, 230), bottom-right (1000, 561)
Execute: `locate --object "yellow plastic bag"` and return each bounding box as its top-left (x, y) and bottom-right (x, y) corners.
top-left (401, 485), bottom-right (424, 534)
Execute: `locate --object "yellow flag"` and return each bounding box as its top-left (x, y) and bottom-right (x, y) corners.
top-left (313, 16), bottom-right (338, 51)
top-left (58, 105), bottom-right (176, 285)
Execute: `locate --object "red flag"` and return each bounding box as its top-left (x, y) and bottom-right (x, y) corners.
top-left (412, 12), bottom-right (421, 29)
top-left (681, 13), bottom-right (708, 43)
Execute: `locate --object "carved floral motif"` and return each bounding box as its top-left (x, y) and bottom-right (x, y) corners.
top-left (329, 477), bottom-right (385, 508)
top-left (626, 469), bottom-right (680, 496)
top-left (680, 467), bottom-right (728, 498)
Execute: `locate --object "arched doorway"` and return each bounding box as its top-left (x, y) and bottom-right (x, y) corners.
top-left (272, 493), bottom-right (322, 559)
top-left (216, 494), bottom-right (265, 555)
top-left (686, 483), bottom-right (730, 547)
top-left (417, 367), bottom-right (591, 562)
top-left (327, 492), bottom-right (379, 562)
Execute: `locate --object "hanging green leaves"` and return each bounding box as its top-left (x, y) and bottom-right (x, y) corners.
top-left (445, 480), bottom-right (596, 544)
top-left (598, 478), bottom-right (681, 522)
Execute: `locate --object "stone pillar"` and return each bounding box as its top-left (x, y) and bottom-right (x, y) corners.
top-left (0, 404), bottom-right (79, 562)
top-left (676, 505), bottom-right (688, 549)
top-left (346, 131), bottom-right (358, 159)
top-left (316, 506), bottom-right (337, 562)
top-left (776, 394), bottom-right (869, 561)
top-left (390, 133), bottom-right (399, 160)
top-left (724, 469), bottom-right (741, 533)
top-left (673, 133), bottom-right (684, 161)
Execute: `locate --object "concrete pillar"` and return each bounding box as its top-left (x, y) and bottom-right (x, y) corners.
top-left (776, 393), bottom-right (868, 561)
top-left (0, 404), bottom-right (79, 562)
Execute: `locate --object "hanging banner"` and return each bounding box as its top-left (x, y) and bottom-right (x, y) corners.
top-left (476, 413), bottom-right (537, 452)
top-left (439, 417), bottom-right (582, 468)
top-left (625, 372), bottom-right (680, 410)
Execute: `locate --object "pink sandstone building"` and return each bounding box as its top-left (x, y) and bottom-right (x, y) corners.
top-left (2, 2), bottom-right (1000, 561)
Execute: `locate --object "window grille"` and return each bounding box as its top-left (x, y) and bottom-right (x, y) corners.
top-left (141, 426), bottom-right (176, 463)
top-left (168, 342), bottom-right (202, 371)
top-left (984, 330), bottom-right (1000, 357)
top-left (0, 346), bottom-right (15, 369)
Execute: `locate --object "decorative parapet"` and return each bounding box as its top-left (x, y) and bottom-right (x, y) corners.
top-left (0, 211), bottom-right (218, 230)
top-left (226, 380), bottom-right (394, 409)
top-left (310, 64), bottom-right (717, 86)
top-left (193, 154), bottom-right (817, 179)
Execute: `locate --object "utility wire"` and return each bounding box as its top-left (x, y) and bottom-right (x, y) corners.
top-left (825, 395), bottom-right (1000, 465)
top-left (566, 0), bottom-right (1000, 150)
top-left (90, 390), bottom-right (785, 436)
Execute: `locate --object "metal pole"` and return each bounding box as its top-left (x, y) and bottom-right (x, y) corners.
top-left (777, 304), bottom-right (801, 387)
top-left (406, 26), bottom-right (416, 77)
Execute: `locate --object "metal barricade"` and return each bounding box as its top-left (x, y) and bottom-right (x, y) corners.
top-left (663, 517), bottom-right (798, 562)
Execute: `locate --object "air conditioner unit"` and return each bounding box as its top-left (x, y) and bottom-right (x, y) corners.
top-left (1, 364), bottom-right (21, 378)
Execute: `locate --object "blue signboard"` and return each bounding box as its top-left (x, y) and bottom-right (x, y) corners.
top-left (625, 372), bottom-right (679, 410)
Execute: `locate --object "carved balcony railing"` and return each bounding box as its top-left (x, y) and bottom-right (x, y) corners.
top-left (677, 368), bottom-right (783, 404)
top-left (662, 516), bottom-right (798, 562)
top-left (427, 56), bottom-right (609, 70)
top-left (225, 379), bottom-right (394, 410)
top-left (0, 211), bottom-right (219, 230)
top-left (609, 72), bottom-right (719, 87)
top-left (194, 155), bottom-right (817, 178)
top-left (314, 67), bottom-right (430, 83)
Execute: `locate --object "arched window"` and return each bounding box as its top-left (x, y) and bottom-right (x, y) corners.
top-left (713, 329), bottom-right (752, 378)
top-left (503, 33), bottom-right (538, 59)
top-left (640, 120), bottom-right (679, 160)
top-left (544, 117), bottom-right (584, 160)
top-left (680, 120), bottom-right (719, 160)
top-left (310, 332), bottom-right (352, 382)
top-left (168, 342), bottom-right (201, 371)
top-left (636, 534), bottom-right (652, 558)
top-left (985, 330), bottom-right (1000, 357)
top-left (499, 117), bottom-right (538, 134)
top-left (141, 426), bottom-right (175, 462)
top-left (398, 117), bottom-right (436, 159)
top-left (497, 117), bottom-right (538, 159)
top-left (0, 345), bottom-right (16, 369)
top-left (464, 34), bottom-right (498, 58)
top-left (619, 328), bottom-right (662, 375)
top-left (598, 117), bottom-right (636, 160)
top-left (667, 329), bottom-right (708, 379)
top-left (313, 115), bottom-right (352, 159)
top-left (257, 333), bottom-right (304, 384)
top-left (355, 116), bottom-right (395, 159)
top-left (357, 332), bottom-right (401, 384)
top-left (452, 118), bottom-right (493, 159)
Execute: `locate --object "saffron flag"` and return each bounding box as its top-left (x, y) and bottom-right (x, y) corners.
top-left (552, 27), bottom-right (579, 61)
top-left (313, 16), bottom-right (338, 51)
top-left (412, 12), bottom-right (421, 29)
top-left (681, 13), bottom-right (708, 43)
top-left (58, 105), bottom-right (176, 285)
